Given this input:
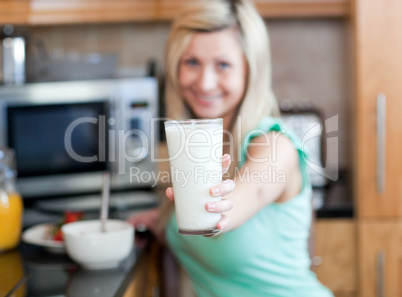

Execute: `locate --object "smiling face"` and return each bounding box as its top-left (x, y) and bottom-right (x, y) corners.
top-left (178, 28), bottom-right (247, 130)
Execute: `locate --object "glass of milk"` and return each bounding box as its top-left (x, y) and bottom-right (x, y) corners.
top-left (164, 118), bottom-right (223, 235)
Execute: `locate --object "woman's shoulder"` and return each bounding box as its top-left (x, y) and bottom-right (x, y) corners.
top-left (243, 116), bottom-right (292, 144)
top-left (245, 128), bottom-right (298, 161)
top-left (241, 116), bottom-right (305, 203)
top-left (240, 116), bottom-right (303, 165)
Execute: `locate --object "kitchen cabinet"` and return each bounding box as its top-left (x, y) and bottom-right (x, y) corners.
top-left (353, 0), bottom-right (402, 296)
top-left (359, 221), bottom-right (402, 297)
top-left (312, 219), bottom-right (357, 297)
top-left (123, 240), bottom-right (164, 297)
top-left (0, 0), bottom-right (350, 26)
top-left (332, 293), bottom-right (356, 297)
top-left (354, 0), bottom-right (402, 219)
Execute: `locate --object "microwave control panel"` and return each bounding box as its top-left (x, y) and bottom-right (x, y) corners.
top-left (112, 78), bottom-right (159, 180)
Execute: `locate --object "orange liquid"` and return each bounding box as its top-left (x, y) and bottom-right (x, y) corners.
top-left (0, 192), bottom-right (23, 252)
top-left (0, 250), bottom-right (26, 297)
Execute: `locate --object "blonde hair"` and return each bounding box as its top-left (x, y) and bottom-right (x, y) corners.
top-left (158, 0), bottom-right (279, 232)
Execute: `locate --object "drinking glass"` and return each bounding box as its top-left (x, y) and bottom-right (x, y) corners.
top-left (164, 119), bottom-right (223, 235)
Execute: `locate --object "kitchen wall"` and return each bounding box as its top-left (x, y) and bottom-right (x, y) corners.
top-left (268, 19), bottom-right (351, 173)
top-left (28, 23), bottom-right (170, 78)
top-left (26, 18), bottom-right (350, 173)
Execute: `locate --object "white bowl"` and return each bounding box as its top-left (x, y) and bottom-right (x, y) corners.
top-left (62, 220), bottom-right (134, 270)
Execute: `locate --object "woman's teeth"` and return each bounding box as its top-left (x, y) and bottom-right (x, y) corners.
top-left (196, 93), bottom-right (220, 100)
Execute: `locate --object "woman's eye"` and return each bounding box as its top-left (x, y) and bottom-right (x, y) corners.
top-left (184, 58), bottom-right (199, 66)
top-left (217, 62), bottom-right (230, 70)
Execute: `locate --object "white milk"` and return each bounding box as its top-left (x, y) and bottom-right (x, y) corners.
top-left (165, 119), bottom-right (223, 235)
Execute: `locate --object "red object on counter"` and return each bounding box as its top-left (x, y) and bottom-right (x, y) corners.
top-left (64, 211), bottom-right (84, 224)
top-left (51, 211), bottom-right (84, 242)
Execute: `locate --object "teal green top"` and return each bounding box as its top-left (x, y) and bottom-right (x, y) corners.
top-left (166, 117), bottom-right (334, 297)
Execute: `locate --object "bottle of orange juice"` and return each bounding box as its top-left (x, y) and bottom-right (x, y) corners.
top-left (0, 148), bottom-right (23, 253)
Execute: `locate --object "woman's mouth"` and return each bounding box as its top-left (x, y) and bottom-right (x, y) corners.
top-left (191, 90), bottom-right (223, 106)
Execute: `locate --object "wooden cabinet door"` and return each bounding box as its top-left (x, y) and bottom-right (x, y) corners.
top-left (354, 0), bottom-right (402, 217)
top-left (359, 221), bottom-right (402, 297)
top-left (312, 219), bottom-right (357, 296)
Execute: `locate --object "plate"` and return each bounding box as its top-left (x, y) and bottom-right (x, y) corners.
top-left (22, 223), bottom-right (65, 254)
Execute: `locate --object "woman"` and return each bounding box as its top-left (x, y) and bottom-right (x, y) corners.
top-left (129, 0), bottom-right (334, 296)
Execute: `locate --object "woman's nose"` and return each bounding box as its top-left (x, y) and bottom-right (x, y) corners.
top-left (197, 66), bottom-right (217, 91)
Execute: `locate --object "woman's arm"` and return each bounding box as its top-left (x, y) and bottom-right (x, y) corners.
top-left (165, 131), bottom-right (302, 234)
top-left (206, 131), bottom-right (302, 232)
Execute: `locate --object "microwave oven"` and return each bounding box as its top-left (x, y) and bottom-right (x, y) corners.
top-left (0, 77), bottom-right (159, 199)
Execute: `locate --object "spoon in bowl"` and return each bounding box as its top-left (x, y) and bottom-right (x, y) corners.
top-left (100, 171), bottom-right (111, 233)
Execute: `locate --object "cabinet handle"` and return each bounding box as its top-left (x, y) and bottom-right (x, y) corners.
top-left (376, 250), bottom-right (385, 297)
top-left (311, 256), bottom-right (323, 267)
top-left (377, 93), bottom-right (386, 194)
top-left (152, 286), bottom-right (160, 297)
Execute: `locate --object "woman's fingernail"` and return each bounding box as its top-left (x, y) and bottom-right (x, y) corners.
top-left (211, 187), bottom-right (220, 196)
top-left (207, 203), bottom-right (215, 210)
top-left (223, 154), bottom-right (230, 161)
top-left (217, 222), bottom-right (226, 230)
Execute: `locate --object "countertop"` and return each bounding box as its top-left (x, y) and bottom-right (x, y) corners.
top-left (0, 233), bottom-right (153, 297)
top-left (313, 170), bottom-right (354, 218)
top-left (1, 190), bottom-right (160, 297)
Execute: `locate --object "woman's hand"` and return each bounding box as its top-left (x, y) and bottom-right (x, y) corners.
top-left (165, 154), bottom-right (235, 233)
